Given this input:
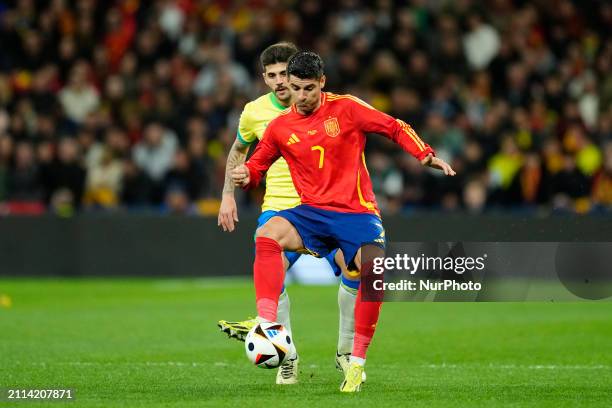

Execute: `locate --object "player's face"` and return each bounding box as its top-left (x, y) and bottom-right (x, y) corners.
top-left (289, 75), bottom-right (325, 115)
top-left (262, 63), bottom-right (290, 104)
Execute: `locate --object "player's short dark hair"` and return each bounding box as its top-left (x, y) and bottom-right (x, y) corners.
top-left (260, 42), bottom-right (298, 70)
top-left (287, 51), bottom-right (325, 80)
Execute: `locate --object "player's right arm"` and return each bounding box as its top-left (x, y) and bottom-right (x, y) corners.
top-left (218, 138), bottom-right (251, 231)
top-left (233, 124), bottom-right (282, 189)
top-left (218, 105), bottom-right (256, 232)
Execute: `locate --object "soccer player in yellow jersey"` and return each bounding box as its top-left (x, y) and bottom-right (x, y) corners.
top-left (217, 43), bottom-right (361, 385)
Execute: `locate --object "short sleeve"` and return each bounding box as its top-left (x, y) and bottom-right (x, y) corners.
top-left (237, 103), bottom-right (256, 145)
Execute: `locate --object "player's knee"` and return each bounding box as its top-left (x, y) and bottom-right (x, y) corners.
top-left (255, 221), bottom-right (282, 242)
top-left (256, 216), bottom-right (302, 250)
top-left (354, 244), bottom-right (385, 272)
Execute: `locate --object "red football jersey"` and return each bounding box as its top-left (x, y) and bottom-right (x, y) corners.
top-left (245, 92), bottom-right (435, 215)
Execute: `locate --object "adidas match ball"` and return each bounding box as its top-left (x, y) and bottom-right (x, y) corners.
top-left (245, 322), bottom-right (292, 369)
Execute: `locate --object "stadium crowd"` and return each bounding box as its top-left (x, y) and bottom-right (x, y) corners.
top-left (0, 0), bottom-right (610, 215)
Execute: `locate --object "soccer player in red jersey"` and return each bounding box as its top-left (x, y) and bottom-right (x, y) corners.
top-left (231, 51), bottom-right (455, 392)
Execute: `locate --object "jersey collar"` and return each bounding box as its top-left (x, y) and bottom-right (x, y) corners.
top-left (269, 92), bottom-right (286, 110)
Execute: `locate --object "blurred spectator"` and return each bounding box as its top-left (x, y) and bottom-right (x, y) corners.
top-left (193, 45), bottom-right (251, 97)
top-left (163, 148), bottom-right (203, 201)
top-left (163, 185), bottom-right (193, 215)
top-left (592, 143), bottom-right (612, 207)
top-left (121, 158), bottom-right (153, 207)
top-left (186, 130), bottom-right (211, 199)
top-left (551, 154), bottom-right (591, 201)
top-left (133, 120), bottom-right (177, 202)
top-left (463, 179), bottom-right (488, 214)
top-left (488, 135), bottom-right (524, 204)
top-left (79, 128), bottom-right (104, 170)
top-left (6, 140), bottom-right (42, 201)
top-left (104, 6), bottom-right (136, 70)
top-left (0, 0), bottom-right (609, 215)
top-left (421, 112), bottom-right (465, 158)
top-left (45, 137), bottom-right (86, 211)
top-left (389, 87), bottom-right (424, 130)
top-left (105, 126), bottom-right (131, 159)
top-left (462, 12), bottom-right (501, 70)
top-left (58, 62), bottom-right (100, 125)
top-left (368, 151), bottom-right (404, 214)
top-left (507, 152), bottom-right (549, 206)
top-left (158, 0), bottom-right (185, 41)
top-left (0, 135), bottom-right (14, 201)
top-left (83, 148), bottom-right (123, 209)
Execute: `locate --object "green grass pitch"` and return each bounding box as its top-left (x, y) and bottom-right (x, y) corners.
top-left (1, 278), bottom-right (611, 407)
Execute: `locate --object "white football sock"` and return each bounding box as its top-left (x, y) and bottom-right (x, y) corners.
top-left (276, 290), bottom-right (292, 333)
top-left (337, 283), bottom-right (357, 355)
top-left (277, 290), bottom-right (297, 358)
top-left (350, 356), bottom-right (365, 366)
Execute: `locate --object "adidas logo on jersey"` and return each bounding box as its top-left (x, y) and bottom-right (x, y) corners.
top-left (286, 133), bottom-right (301, 145)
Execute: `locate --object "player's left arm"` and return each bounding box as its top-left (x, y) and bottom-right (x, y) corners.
top-left (419, 152), bottom-right (456, 176)
top-left (349, 98), bottom-right (456, 176)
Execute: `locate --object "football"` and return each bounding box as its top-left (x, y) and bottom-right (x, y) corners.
top-left (244, 322), bottom-right (292, 369)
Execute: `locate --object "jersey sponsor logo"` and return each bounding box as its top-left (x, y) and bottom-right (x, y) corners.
top-left (308, 129), bottom-right (317, 135)
top-left (324, 117), bottom-right (341, 137)
top-left (286, 133), bottom-right (301, 145)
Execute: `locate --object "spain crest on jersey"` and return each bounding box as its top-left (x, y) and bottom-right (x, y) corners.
top-left (324, 117), bottom-right (340, 137)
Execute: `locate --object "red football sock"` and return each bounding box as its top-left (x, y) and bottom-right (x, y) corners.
top-left (254, 237), bottom-right (285, 322)
top-left (352, 287), bottom-right (382, 359)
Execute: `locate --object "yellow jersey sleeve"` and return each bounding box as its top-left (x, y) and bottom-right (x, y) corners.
top-left (237, 102), bottom-right (257, 145)
top-left (235, 93), bottom-right (301, 212)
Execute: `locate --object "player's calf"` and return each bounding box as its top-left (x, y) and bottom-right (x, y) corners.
top-left (351, 244), bottom-right (385, 363)
top-left (253, 217), bottom-right (303, 322)
top-left (337, 272), bottom-right (359, 355)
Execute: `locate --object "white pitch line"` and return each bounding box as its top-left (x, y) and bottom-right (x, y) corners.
top-left (13, 361), bottom-right (612, 370)
top-left (421, 363), bottom-right (610, 370)
top-left (13, 361), bottom-right (210, 367)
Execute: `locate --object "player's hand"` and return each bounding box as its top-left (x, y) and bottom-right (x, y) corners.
top-left (231, 164), bottom-right (251, 187)
top-left (420, 154), bottom-right (456, 176)
top-left (218, 194), bottom-right (239, 232)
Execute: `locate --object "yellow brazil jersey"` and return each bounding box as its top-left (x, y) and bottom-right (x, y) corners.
top-left (237, 92), bottom-right (301, 212)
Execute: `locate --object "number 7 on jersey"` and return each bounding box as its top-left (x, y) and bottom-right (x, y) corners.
top-left (311, 145), bottom-right (324, 168)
